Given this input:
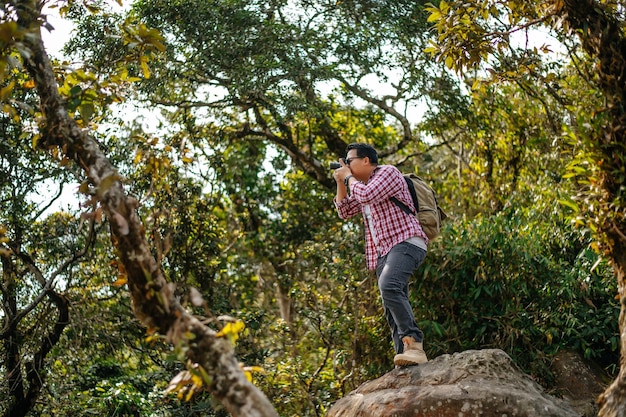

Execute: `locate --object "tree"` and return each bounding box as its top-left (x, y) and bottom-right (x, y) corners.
top-left (65, 0), bottom-right (466, 180)
top-left (426, 0), bottom-right (626, 414)
top-left (2, 0), bottom-right (621, 415)
top-left (1, 0), bottom-right (279, 415)
top-left (0, 57), bottom-right (95, 416)
top-left (61, 1), bottom-right (623, 413)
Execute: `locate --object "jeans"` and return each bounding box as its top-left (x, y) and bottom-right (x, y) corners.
top-left (375, 241), bottom-right (426, 354)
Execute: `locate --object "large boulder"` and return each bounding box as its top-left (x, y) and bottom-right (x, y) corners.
top-left (551, 349), bottom-right (608, 416)
top-left (327, 349), bottom-right (578, 417)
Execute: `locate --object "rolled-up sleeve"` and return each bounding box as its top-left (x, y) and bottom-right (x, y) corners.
top-left (334, 195), bottom-right (361, 219)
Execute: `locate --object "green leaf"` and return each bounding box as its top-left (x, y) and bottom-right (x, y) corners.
top-left (558, 199), bottom-right (580, 213)
top-left (80, 102), bottom-right (95, 121)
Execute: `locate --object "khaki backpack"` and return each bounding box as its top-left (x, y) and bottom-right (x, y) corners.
top-left (390, 174), bottom-right (448, 240)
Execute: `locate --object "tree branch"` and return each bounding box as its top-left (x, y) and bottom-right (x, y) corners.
top-left (15, 1), bottom-right (279, 416)
top-left (337, 76), bottom-right (414, 157)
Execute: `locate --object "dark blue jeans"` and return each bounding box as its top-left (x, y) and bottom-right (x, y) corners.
top-left (375, 241), bottom-right (426, 354)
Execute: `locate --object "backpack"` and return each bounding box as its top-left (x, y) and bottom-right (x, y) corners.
top-left (390, 174), bottom-right (448, 240)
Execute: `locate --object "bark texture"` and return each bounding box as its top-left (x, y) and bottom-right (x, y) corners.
top-left (14, 1), bottom-right (278, 416)
top-left (557, 1), bottom-right (626, 416)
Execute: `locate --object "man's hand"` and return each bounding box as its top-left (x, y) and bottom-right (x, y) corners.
top-left (332, 159), bottom-right (351, 183)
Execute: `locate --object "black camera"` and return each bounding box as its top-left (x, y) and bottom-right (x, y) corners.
top-left (330, 159), bottom-right (345, 169)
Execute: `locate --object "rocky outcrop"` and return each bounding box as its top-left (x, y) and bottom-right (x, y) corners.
top-left (552, 349), bottom-right (609, 417)
top-left (327, 349), bottom-right (579, 417)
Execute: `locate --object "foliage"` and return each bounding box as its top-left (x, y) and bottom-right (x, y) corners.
top-left (0, 67), bottom-right (94, 417)
top-left (64, 0), bottom-right (463, 184)
top-left (36, 286), bottom-right (221, 417)
top-left (1, 0), bottom-right (624, 416)
top-left (416, 199), bottom-right (619, 386)
top-left (425, 3), bottom-right (626, 412)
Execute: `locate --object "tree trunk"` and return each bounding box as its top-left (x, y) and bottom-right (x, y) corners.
top-left (14, 1), bottom-right (279, 416)
top-left (597, 240), bottom-right (626, 416)
top-left (2, 255), bottom-right (70, 417)
top-left (558, 0), bottom-right (626, 414)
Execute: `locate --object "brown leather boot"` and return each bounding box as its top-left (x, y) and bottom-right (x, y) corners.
top-left (393, 336), bottom-right (428, 366)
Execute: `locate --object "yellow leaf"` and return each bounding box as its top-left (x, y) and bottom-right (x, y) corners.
top-left (242, 366), bottom-right (263, 382)
top-left (23, 79), bottom-right (35, 89)
top-left (31, 134), bottom-right (40, 149)
top-left (112, 275), bottom-right (127, 287)
top-left (145, 333), bottom-right (159, 343)
top-left (216, 320), bottom-right (245, 344)
top-left (423, 45), bottom-right (437, 55)
top-left (190, 372), bottom-right (203, 387)
top-left (439, 0), bottom-right (449, 13)
top-left (184, 387), bottom-right (195, 402)
top-left (427, 10), bottom-right (441, 23)
top-left (0, 81), bottom-right (15, 101)
top-left (134, 150), bottom-right (143, 164)
top-left (140, 60), bottom-right (151, 79)
top-left (152, 40), bottom-right (166, 52)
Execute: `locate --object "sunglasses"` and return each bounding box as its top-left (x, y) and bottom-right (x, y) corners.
top-left (345, 157), bottom-right (364, 165)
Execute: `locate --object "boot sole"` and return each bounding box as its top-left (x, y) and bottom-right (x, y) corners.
top-left (394, 359), bottom-right (427, 366)
top-left (393, 350), bottom-right (428, 366)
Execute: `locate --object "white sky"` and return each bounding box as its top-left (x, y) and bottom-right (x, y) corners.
top-left (40, 4), bottom-right (74, 58)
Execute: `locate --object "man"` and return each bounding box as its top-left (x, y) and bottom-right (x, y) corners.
top-left (333, 143), bottom-right (429, 366)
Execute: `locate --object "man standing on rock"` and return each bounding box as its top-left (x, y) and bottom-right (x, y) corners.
top-left (332, 143), bottom-right (429, 367)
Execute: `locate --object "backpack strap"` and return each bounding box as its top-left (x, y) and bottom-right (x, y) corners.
top-left (404, 175), bottom-right (420, 212)
top-left (390, 176), bottom-right (418, 215)
top-left (390, 196), bottom-right (413, 215)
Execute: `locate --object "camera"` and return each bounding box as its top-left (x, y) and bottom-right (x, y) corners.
top-left (330, 159), bottom-right (345, 169)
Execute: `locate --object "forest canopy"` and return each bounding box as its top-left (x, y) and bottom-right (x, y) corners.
top-left (1, 1), bottom-right (625, 416)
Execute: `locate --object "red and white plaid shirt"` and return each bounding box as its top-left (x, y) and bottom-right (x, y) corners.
top-left (334, 165), bottom-right (428, 270)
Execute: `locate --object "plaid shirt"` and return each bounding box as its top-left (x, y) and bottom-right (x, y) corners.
top-left (334, 165), bottom-right (428, 270)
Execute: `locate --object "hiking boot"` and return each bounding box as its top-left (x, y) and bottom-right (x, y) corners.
top-left (393, 336), bottom-right (428, 366)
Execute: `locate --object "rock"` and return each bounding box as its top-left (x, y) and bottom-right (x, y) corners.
top-left (551, 349), bottom-right (609, 417)
top-left (327, 349), bottom-right (578, 417)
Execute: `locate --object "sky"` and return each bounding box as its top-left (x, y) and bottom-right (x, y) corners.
top-left (40, 5), bottom-right (74, 58)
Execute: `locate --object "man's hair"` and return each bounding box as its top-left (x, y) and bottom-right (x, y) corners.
top-left (346, 143), bottom-right (379, 164)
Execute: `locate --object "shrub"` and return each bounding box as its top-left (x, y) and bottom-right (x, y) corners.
top-left (414, 206), bottom-right (619, 386)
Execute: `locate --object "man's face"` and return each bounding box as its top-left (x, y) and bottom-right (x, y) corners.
top-left (346, 149), bottom-right (368, 180)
